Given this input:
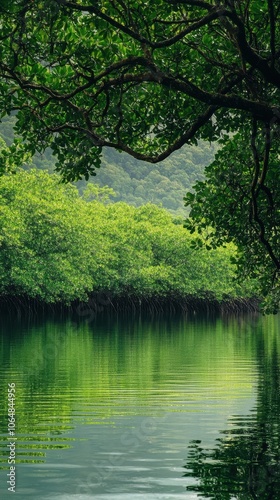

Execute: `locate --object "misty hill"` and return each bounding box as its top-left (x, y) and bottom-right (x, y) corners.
top-left (0, 115), bottom-right (216, 215)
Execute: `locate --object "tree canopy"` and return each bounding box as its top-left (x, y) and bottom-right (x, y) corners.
top-left (0, 169), bottom-right (255, 305)
top-left (1, 0), bottom-right (280, 309)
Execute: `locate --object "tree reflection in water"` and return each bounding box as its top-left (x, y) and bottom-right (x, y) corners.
top-left (184, 336), bottom-right (280, 499)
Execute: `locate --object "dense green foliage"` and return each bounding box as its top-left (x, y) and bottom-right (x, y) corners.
top-left (3, 0), bottom-right (277, 172)
top-left (0, 171), bottom-right (94, 302)
top-left (0, 170), bottom-right (256, 305)
top-left (185, 129), bottom-right (280, 313)
top-left (1, 1), bottom-right (280, 309)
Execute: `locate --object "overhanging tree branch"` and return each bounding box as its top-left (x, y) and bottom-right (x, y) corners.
top-left (250, 118), bottom-right (280, 270)
top-left (227, 8), bottom-right (280, 87)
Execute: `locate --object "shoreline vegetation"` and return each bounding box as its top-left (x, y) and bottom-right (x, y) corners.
top-left (0, 170), bottom-right (260, 315)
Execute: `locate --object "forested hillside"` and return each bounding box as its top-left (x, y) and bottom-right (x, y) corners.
top-left (0, 115), bottom-right (215, 215)
top-left (83, 144), bottom-right (215, 214)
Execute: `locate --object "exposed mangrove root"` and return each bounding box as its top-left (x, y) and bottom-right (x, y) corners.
top-left (0, 292), bottom-right (260, 317)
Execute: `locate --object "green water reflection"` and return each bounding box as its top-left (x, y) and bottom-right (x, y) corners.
top-left (184, 314), bottom-right (280, 499)
top-left (0, 312), bottom-right (279, 498)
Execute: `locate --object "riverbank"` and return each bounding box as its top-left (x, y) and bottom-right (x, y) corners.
top-left (0, 292), bottom-right (260, 317)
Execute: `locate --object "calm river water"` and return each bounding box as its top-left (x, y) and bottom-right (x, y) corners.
top-left (0, 310), bottom-right (280, 499)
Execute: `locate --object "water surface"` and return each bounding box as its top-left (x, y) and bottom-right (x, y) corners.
top-left (0, 311), bottom-right (279, 499)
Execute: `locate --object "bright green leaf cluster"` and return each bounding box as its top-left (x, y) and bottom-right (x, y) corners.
top-left (0, 169), bottom-right (257, 305)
